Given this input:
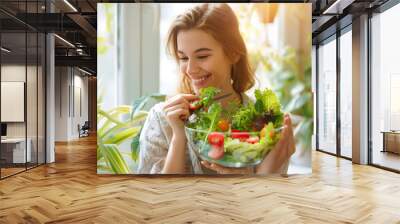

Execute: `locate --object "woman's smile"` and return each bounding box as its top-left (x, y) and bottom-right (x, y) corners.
top-left (191, 73), bottom-right (212, 88)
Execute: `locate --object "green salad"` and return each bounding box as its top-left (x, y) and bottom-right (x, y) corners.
top-left (185, 87), bottom-right (284, 167)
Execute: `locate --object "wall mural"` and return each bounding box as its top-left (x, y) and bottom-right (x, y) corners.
top-left (97, 3), bottom-right (312, 175)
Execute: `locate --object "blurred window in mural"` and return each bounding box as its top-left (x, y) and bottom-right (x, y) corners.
top-left (159, 4), bottom-right (194, 95)
top-left (98, 4), bottom-right (118, 111)
top-left (317, 37), bottom-right (337, 155)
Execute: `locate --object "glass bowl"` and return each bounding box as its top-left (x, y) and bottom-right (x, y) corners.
top-left (185, 126), bottom-right (283, 168)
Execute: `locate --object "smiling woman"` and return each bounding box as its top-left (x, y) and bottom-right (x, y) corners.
top-left (136, 3), bottom-right (296, 175)
top-left (166, 3), bottom-right (254, 95)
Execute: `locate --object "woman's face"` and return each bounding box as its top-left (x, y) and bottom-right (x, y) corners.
top-left (177, 29), bottom-right (234, 95)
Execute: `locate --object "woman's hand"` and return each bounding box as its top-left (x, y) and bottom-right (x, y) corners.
top-left (201, 114), bottom-right (296, 175)
top-left (163, 94), bottom-right (198, 136)
top-left (161, 93), bottom-right (198, 174)
top-left (255, 114), bottom-right (296, 174)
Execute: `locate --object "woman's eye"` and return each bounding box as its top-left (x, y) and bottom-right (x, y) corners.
top-left (179, 57), bottom-right (188, 61)
top-left (197, 55), bottom-right (209, 60)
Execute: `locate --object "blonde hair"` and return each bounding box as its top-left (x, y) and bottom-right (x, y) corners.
top-left (166, 3), bottom-right (255, 94)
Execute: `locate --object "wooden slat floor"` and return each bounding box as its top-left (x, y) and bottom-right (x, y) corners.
top-left (1, 135), bottom-right (400, 224)
top-left (1, 167), bottom-right (26, 178)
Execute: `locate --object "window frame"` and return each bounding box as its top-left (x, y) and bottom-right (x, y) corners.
top-left (315, 24), bottom-right (353, 161)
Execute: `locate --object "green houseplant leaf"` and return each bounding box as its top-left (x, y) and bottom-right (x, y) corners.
top-left (100, 144), bottom-right (131, 174)
top-left (97, 92), bottom-right (166, 174)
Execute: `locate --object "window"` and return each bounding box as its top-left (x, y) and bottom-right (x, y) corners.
top-left (370, 3), bottom-right (400, 171)
top-left (339, 29), bottom-right (352, 158)
top-left (0, 1), bottom-right (46, 179)
top-left (317, 37), bottom-right (337, 154)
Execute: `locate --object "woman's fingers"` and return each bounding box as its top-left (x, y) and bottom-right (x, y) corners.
top-left (163, 96), bottom-right (188, 110)
top-left (162, 94), bottom-right (198, 133)
top-left (287, 129), bottom-right (296, 156)
top-left (163, 94), bottom-right (198, 109)
top-left (284, 114), bottom-right (296, 156)
top-left (164, 108), bottom-right (190, 121)
top-left (164, 103), bottom-right (189, 119)
top-left (284, 114), bottom-right (294, 137)
top-left (288, 134), bottom-right (296, 155)
top-left (284, 113), bottom-right (291, 124)
top-left (164, 103), bottom-right (189, 113)
top-left (278, 130), bottom-right (290, 162)
top-left (182, 94), bottom-right (200, 101)
top-left (255, 114), bottom-right (295, 174)
top-left (209, 163), bottom-right (228, 174)
top-left (266, 119), bottom-right (290, 164)
top-left (280, 114), bottom-right (292, 145)
top-left (165, 103), bottom-right (189, 113)
top-left (201, 161), bottom-right (212, 169)
top-left (275, 122), bottom-right (290, 153)
top-left (163, 94), bottom-right (198, 121)
top-left (201, 161), bottom-right (228, 173)
top-left (279, 116), bottom-right (292, 159)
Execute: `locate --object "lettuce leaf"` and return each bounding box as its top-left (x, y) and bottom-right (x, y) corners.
top-left (199, 87), bottom-right (220, 108)
top-left (254, 88), bottom-right (282, 115)
top-left (231, 104), bottom-right (257, 131)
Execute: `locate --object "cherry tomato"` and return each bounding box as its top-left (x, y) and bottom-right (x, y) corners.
top-left (207, 132), bottom-right (224, 147)
top-left (208, 145), bottom-right (224, 160)
top-left (217, 119), bottom-right (230, 132)
top-left (246, 136), bottom-right (260, 144)
top-left (189, 100), bottom-right (202, 111)
top-left (231, 132), bottom-right (250, 142)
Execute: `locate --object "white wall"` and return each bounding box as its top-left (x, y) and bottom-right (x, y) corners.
top-left (54, 67), bottom-right (89, 141)
top-left (55, 67), bottom-right (68, 141)
top-left (1, 65), bottom-right (37, 137)
top-left (1, 63), bottom-right (46, 163)
top-left (1, 82), bottom-right (25, 122)
top-left (1, 65), bottom-right (26, 140)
